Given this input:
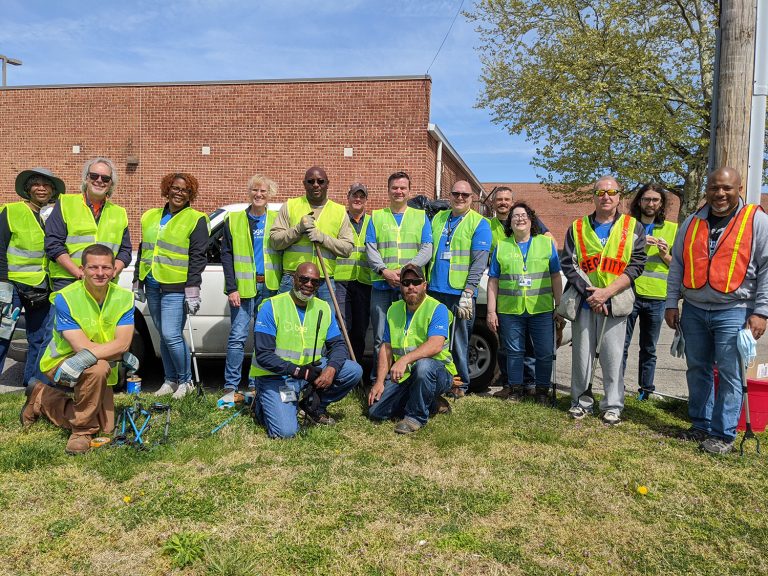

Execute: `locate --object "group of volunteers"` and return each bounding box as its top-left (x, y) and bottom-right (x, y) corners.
top-left (4, 158), bottom-right (766, 456)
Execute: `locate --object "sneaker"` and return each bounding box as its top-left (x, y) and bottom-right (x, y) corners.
top-left (20, 381), bottom-right (44, 428)
top-left (534, 387), bottom-right (550, 405)
top-left (65, 433), bottom-right (92, 455)
top-left (172, 381), bottom-right (194, 399)
top-left (507, 386), bottom-right (524, 402)
top-left (601, 410), bottom-right (622, 425)
top-left (394, 418), bottom-right (422, 434)
top-left (568, 405), bottom-right (590, 420)
top-left (637, 389), bottom-right (652, 401)
top-left (699, 436), bottom-right (734, 455)
top-left (299, 397), bottom-right (335, 425)
top-left (678, 427), bottom-right (708, 442)
top-left (155, 380), bottom-right (178, 396)
top-left (492, 387), bottom-right (512, 400)
top-left (217, 389), bottom-right (237, 409)
top-left (525, 387), bottom-right (537, 400)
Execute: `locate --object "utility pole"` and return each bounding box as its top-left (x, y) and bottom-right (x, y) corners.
top-left (0, 54), bottom-right (22, 87)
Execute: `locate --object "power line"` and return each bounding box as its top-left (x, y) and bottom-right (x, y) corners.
top-left (426, 0), bottom-right (466, 75)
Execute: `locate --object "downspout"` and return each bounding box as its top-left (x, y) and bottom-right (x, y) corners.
top-left (435, 140), bottom-right (443, 199)
top-left (747, 0), bottom-right (767, 204)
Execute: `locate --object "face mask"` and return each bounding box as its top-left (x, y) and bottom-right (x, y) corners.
top-left (292, 287), bottom-right (313, 303)
top-left (737, 328), bottom-right (757, 367)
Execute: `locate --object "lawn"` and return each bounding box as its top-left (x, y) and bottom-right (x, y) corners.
top-left (0, 389), bottom-right (766, 576)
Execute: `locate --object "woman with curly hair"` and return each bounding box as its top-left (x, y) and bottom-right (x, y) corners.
top-left (133, 173), bottom-right (209, 398)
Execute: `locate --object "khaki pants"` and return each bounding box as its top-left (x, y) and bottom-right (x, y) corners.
top-left (31, 359), bottom-right (115, 435)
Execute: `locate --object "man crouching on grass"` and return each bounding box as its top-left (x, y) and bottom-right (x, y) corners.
top-left (368, 264), bottom-right (456, 434)
top-left (21, 244), bottom-right (137, 455)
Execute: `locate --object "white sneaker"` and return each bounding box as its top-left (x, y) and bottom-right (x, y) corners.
top-left (172, 381), bottom-right (194, 399)
top-left (601, 410), bottom-right (622, 426)
top-left (217, 390), bottom-right (236, 409)
top-left (155, 380), bottom-right (177, 396)
top-left (568, 405), bottom-right (589, 420)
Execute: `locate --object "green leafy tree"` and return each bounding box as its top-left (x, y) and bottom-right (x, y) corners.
top-left (467, 0), bottom-right (720, 219)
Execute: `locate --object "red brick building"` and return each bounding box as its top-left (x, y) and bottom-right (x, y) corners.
top-left (1, 75), bottom-right (481, 237)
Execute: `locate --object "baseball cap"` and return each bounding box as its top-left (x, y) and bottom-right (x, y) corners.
top-left (348, 182), bottom-right (368, 197)
top-left (400, 263), bottom-right (425, 281)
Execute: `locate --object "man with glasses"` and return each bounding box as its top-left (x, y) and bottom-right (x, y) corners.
top-left (561, 176), bottom-right (646, 425)
top-left (270, 166), bottom-right (353, 307)
top-left (45, 157), bottom-right (131, 291)
top-left (368, 264), bottom-right (455, 433)
top-left (621, 184), bottom-right (677, 400)
top-left (366, 172), bottom-right (433, 384)
top-left (250, 262), bottom-right (362, 438)
top-left (428, 180), bottom-right (492, 392)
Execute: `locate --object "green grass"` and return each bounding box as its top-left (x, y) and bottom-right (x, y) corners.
top-left (0, 390), bottom-right (766, 575)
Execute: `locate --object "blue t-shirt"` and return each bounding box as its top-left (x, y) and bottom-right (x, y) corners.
top-left (255, 298), bottom-right (342, 341)
top-left (488, 237), bottom-right (561, 278)
top-left (54, 293), bottom-right (134, 332)
top-left (366, 212), bottom-right (432, 291)
top-left (644, 222), bottom-right (655, 237)
top-left (144, 211), bottom-right (176, 288)
top-left (382, 301), bottom-right (450, 343)
top-left (430, 214), bottom-right (492, 295)
top-left (593, 220), bottom-right (614, 246)
top-left (249, 212), bottom-right (267, 276)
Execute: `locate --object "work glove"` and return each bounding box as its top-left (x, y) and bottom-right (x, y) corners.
top-left (456, 291), bottom-right (474, 320)
top-left (292, 363), bottom-right (322, 385)
top-left (297, 214), bottom-right (316, 234)
top-left (122, 351), bottom-right (140, 376)
top-left (184, 286), bottom-right (201, 315)
top-left (132, 281), bottom-right (146, 303)
top-left (0, 282), bottom-right (20, 341)
top-left (0, 281), bottom-right (13, 315)
top-left (307, 227), bottom-right (326, 244)
top-left (54, 349), bottom-right (98, 386)
top-left (670, 328), bottom-right (685, 359)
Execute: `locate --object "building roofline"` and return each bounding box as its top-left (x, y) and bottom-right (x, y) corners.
top-left (0, 74), bottom-right (431, 91)
top-left (427, 123), bottom-right (485, 200)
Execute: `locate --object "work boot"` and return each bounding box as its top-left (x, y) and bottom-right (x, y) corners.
top-left (394, 418), bottom-right (422, 434)
top-left (533, 387), bottom-right (550, 405)
top-left (492, 387), bottom-right (512, 400)
top-left (432, 395), bottom-right (452, 415)
top-left (507, 386), bottom-right (524, 402)
top-left (65, 433), bottom-right (92, 455)
top-left (20, 381), bottom-right (44, 429)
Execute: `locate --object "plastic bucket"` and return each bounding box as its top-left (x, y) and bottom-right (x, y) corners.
top-left (713, 369), bottom-right (768, 432)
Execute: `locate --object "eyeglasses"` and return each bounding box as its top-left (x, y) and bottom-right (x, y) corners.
top-left (640, 197), bottom-right (661, 204)
top-left (594, 188), bottom-right (619, 197)
top-left (305, 178), bottom-right (326, 186)
top-left (400, 278), bottom-right (424, 287)
top-left (511, 214), bottom-right (529, 221)
top-left (169, 185), bottom-right (191, 194)
top-left (297, 275), bottom-right (322, 288)
top-left (88, 172), bottom-right (112, 184)
top-left (451, 191), bottom-right (472, 200)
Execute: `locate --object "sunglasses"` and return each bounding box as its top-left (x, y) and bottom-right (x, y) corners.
top-left (594, 188), bottom-right (619, 197)
top-left (305, 178), bottom-right (326, 186)
top-left (400, 278), bottom-right (424, 287)
top-left (451, 191), bottom-right (472, 200)
top-left (88, 172), bottom-right (113, 184)
top-left (297, 275), bottom-right (322, 287)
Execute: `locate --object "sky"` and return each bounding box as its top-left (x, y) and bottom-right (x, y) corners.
top-left (0, 0), bottom-right (538, 183)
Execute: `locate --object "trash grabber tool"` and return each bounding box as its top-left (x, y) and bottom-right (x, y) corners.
top-left (447, 305), bottom-right (464, 398)
top-left (185, 305), bottom-right (203, 397)
top-left (739, 353), bottom-right (761, 456)
top-left (578, 313), bottom-right (608, 411)
top-left (313, 243), bottom-right (357, 363)
top-left (550, 315), bottom-right (558, 407)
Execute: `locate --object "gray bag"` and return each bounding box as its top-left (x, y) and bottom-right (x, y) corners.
top-left (555, 285), bottom-right (581, 322)
top-left (609, 288), bottom-right (635, 317)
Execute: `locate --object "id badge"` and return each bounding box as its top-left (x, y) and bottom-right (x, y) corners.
top-left (279, 385), bottom-right (297, 403)
top-left (518, 276), bottom-right (532, 287)
top-left (441, 251), bottom-right (452, 260)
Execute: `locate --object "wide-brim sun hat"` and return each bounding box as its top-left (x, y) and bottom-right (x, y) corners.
top-left (15, 167), bottom-right (66, 201)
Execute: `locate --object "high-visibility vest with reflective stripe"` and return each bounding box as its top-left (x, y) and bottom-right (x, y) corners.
top-left (283, 197), bottom-right (346, 277)
top-left (48, 194), bottom-right (128, 279)
top-left (573, 214), bottom-right (636, 288)
top-left (490, 218), bottom-right (506, 254)
top-left (334, 214), bottom-right (372, 284)
top-left (496, 235), bottom-right (555, 315)
top-left (370, 208), bottom-right (425, 282)
top-left (682, 204), bottom-right (761, 294)
top-left (635, 220), bottom-right (678, 299)
top-left (138, 207), bottom-right (209, 284)
top-left (249, 292), bottom-right (332, 378)
top-left (226, 209), bottom-right (281, 295)
top-left (430, 209), bottom-right (487, 290)
top-left (387, 296), bottom-right (457, 382)
top-left (39, 281), bottom-right (134, 386)
top-left (5, 202), bottom-right (47, 286)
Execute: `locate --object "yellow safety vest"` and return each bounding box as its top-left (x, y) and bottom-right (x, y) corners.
top-left (490, 218), bottom-right (506, 254)
top-left (387, 296), bottom-right (457, 382)
top-left (282, 197), bottom-right (346, 277)
top-left (249, 292), bottom-right (332, 378)
top-left (430, 209), bottom-right (487, 290)
top-left (370, 208), bottom-right (425, 282)
top-left (334, 214), bottom-right (372, 284)
top-left (635, 220), bottom-right (677, 299)
top-left (39, 281), bottom-right (134, 386)
top-left (226, 209), bottom-right (281, 295)
top-left (496, 235), bottom-right (555, 315)
top-left (48, 194), bottom-right (128, 279)
top-left (573, 214), bottom-right (636, 288)
top-left (5, 202), bottom-right (47, 286)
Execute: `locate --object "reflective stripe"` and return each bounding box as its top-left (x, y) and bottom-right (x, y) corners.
top-left (647, 255), bottom-right (666, 265)
top-left (235, 272), bottom-right (254, 280)
top-left (154, 255), bottom-right (187, 267)
top-left (156, 239), bottom-right (188, 255)
top-left (7, 246), bottom-right (45, 258)
top-left (452, 250), bottom-right (471, 256)
top-left (642, 270), bottom-right (669, 280)
top-left (274, 347), bottom-right (302, 361)
top-left (233, 255), bottom-right (253, 263)
top-left (452, 264), bottom-right (470, 271)
top-left (8, 264), bottom-right (43, 273)
top-left (336, 258), bottom-right (356, 266)
top-left (377, 241), bottom-right (399, 249)
top-left (286, 245), bottom-right (315, 254)
top-left (398, 243), bottom-right (420, 249)
top-left (65, 234), bottom-right (96, 244)
top-left (499, 287), bottom-right (552, 297)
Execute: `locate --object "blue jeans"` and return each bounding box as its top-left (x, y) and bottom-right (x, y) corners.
top-left (253, 358), bottom-right (362, 438)
top-left (0, 286), bottom-right (51, 386)
top-left (368, 358), bottom-right (453, 426)
top-left (146, 284), bottom-right (191, 384)
top-left (680, 301), bottom-right (749, 442)
top-left (496, 330), bottom-right (536, 386)
top-left (369, 287), bottom-right (400, 381)
top-left (498, 312), bottom-right (554, 389)
top-left (335, 280), bottom-right (371, 364)
top-left (621, 296), bottom-right (665, 392)
top-left (223, 283), bottom-right (275, 391)
top-left (278, 272), bottom-right (335, 310)
top-left (428, 290), bottom-right (474, 390)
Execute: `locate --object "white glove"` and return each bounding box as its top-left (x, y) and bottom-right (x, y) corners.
top-left (184, 286), bottom-right (201, 315)
top-left (122, 351), bottom-right (140, 376)
top-left (307, 228), bottom-right (326, 244)
top-left (132, 281), bottom-right (146, 303)
top-left (297, 214), bottom-right (316, 234)
top-left (456, 291), bottom-right (474, 320)
top-left (54, 349), bottom-right (98, 386)
top-left (0, 281), bottom-right (13, 316)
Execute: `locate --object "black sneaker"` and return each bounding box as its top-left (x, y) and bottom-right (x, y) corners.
top-left (699, 436), bottom-right (734, 455)
top-left (637, 389), bottom-right (652, 401)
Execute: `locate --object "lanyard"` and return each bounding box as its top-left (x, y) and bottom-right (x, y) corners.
top-left (445, 215), bottom-right (464, 247)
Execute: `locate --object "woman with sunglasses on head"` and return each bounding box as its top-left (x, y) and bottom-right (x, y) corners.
top-left (487, 202), bottom-right (562, 404)
top-left (133, 173), bottom-right (210, 399)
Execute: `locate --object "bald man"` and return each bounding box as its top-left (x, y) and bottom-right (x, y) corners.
top-left (665, 167), bottom-right (768, 454)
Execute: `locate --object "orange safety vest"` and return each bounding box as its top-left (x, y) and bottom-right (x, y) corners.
top-left (682, 204), bottom-right (762, 293)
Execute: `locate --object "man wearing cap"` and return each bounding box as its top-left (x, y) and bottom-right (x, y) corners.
top-left (366, 172), bottom-right (433, 383)
top-left (333, 182), bottom-right (372, 364)
top-left (0, 168), bottom-right (64, 387)
top-left (269, 166), bottom-right (353, 308)
top-left (428, 180), bottom-right (492, 392)
top-left (45, 157), bottom-right (132, 290)
top-left (368, 264), bottom-right (456, 434)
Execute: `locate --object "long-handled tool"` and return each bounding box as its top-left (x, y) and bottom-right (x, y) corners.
top-left (314, 243), bottom-right (357, 364)
top-left (185, 306), bottom-right (203, 397)
top-left (550, 316), bottom-right (558, 407)
top-left (578, 313), bottom-right (609, 411)
top-left (739, 352), bottom-right (761, 456)
top-left (300, 309), bottom-right (324, 418)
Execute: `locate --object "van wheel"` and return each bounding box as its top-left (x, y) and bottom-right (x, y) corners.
top-left (468, 323), bottom-right (497, 392)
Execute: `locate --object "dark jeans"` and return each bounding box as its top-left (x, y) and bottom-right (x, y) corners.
top-left (427, 290), bottom-right (474, 390)
top-left (497, 330), bottom-right (536, 386)
top-left (621, 296), bottom-right (665, 393)
top-left (335, 280), bottom-right (371, 364)
top-left (0, 286), bottom-right (51, 386)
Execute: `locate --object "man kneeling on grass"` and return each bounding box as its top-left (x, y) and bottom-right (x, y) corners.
top-left (368, 264), bottom-right (456, 434)
top-left (21, 244), bottom-right (137, 455)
